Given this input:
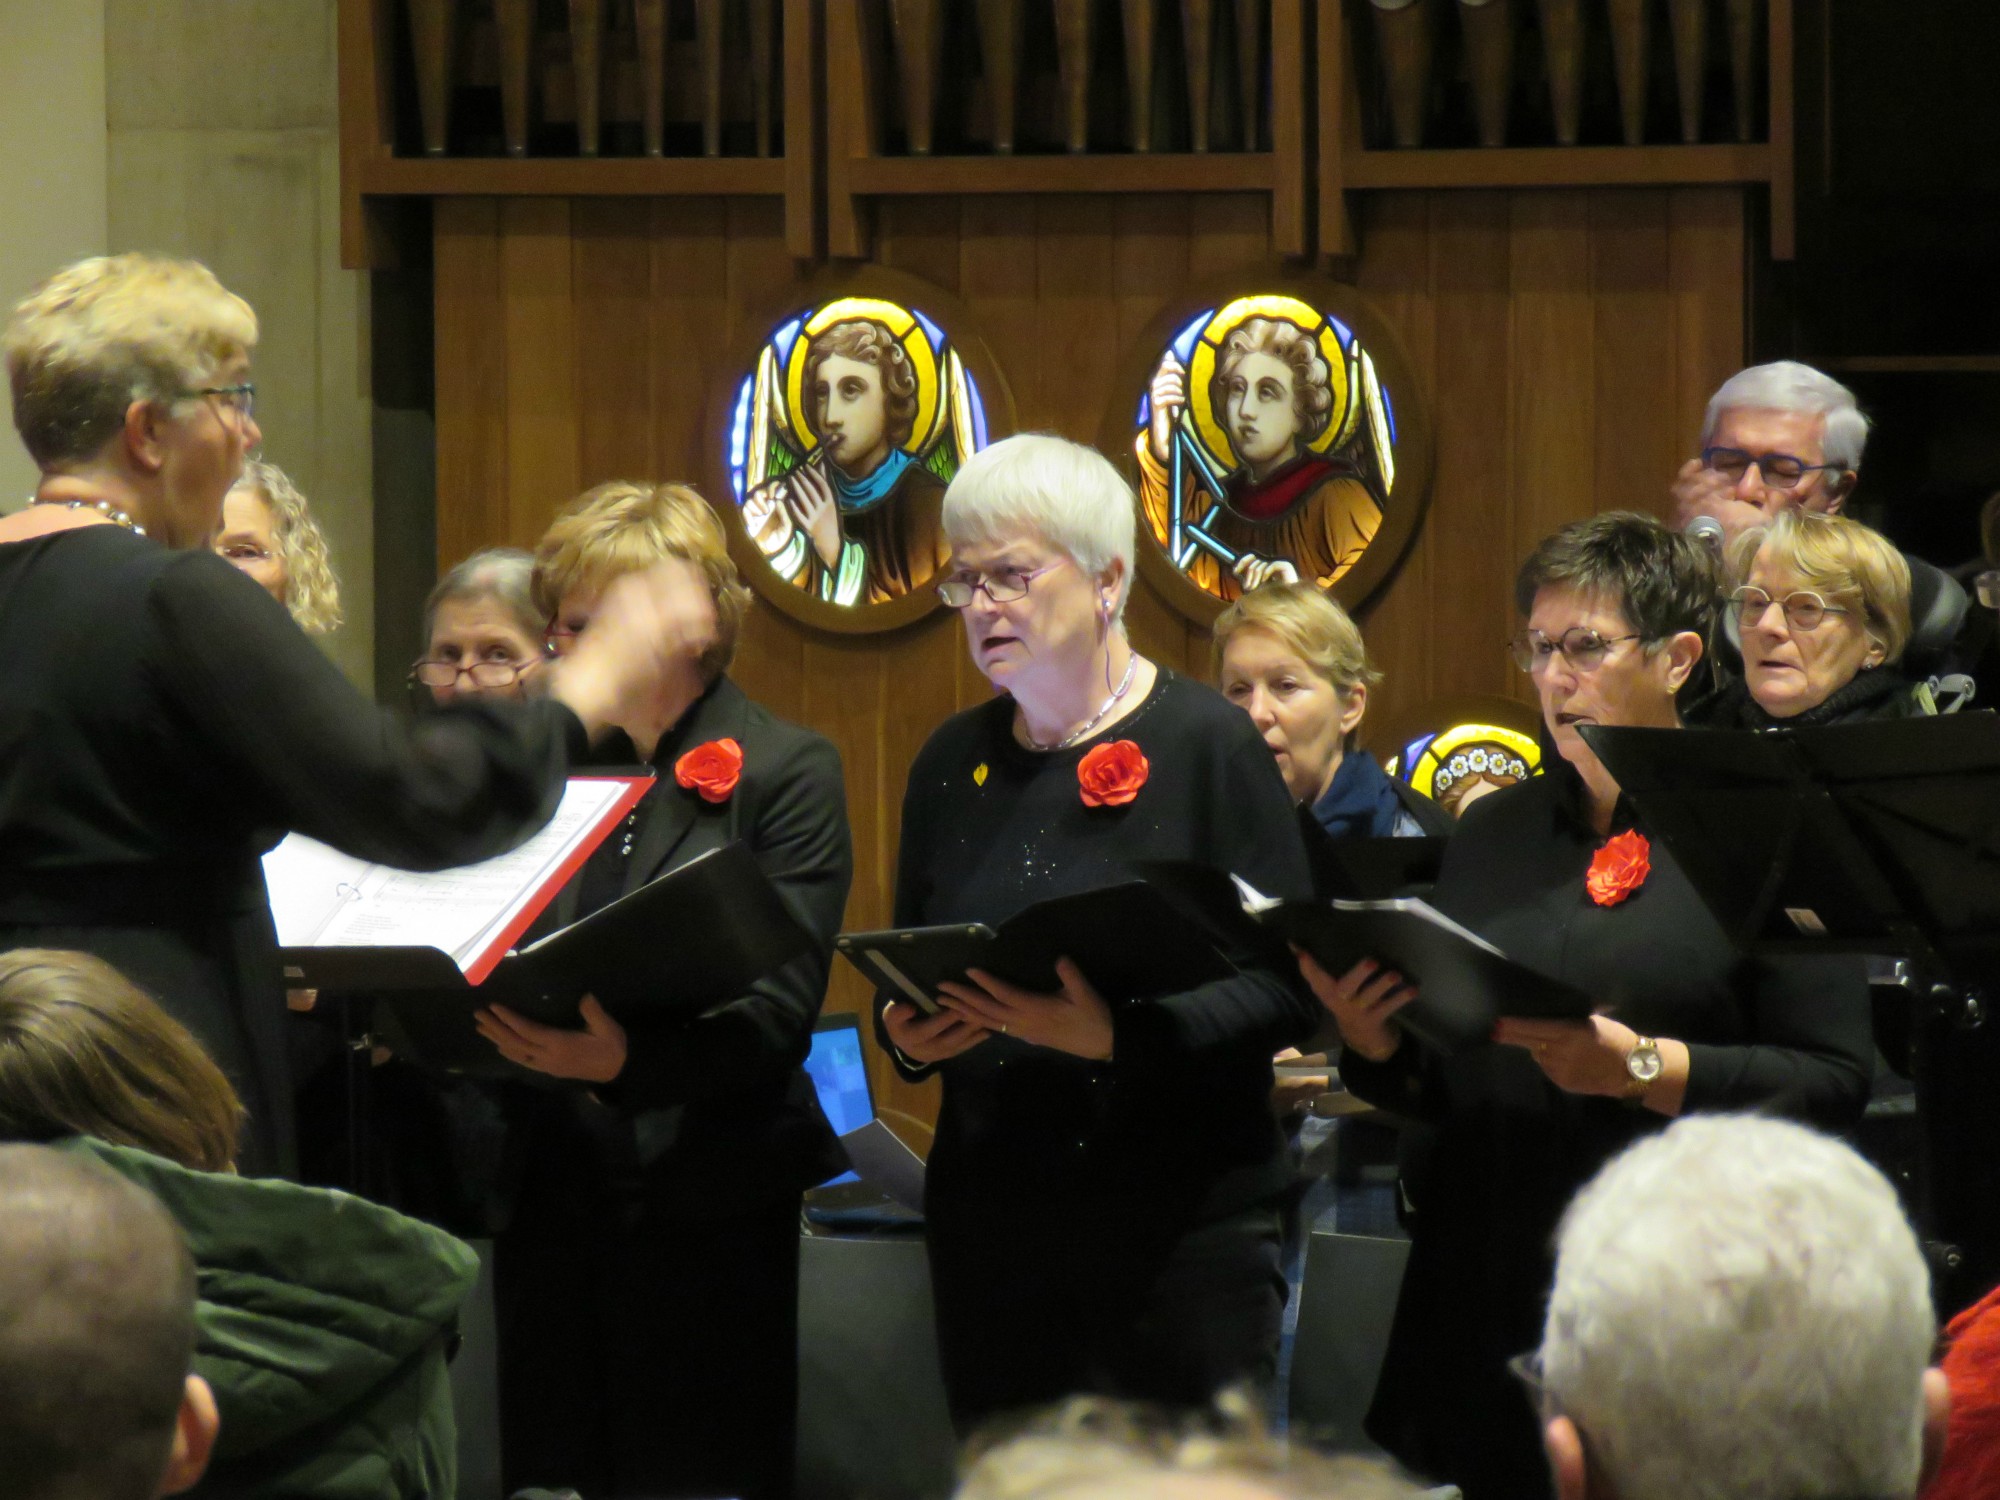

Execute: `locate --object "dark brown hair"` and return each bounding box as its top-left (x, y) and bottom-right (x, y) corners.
top-left (0, 949), bottom-right (244, 1172)
top-left (1514, 510), bottom-right (1719, 644)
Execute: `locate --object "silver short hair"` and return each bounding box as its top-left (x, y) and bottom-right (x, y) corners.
top-left (422, 547), bottom-right (541, 644)
top-left (1543, 1115), bottom-right (1935, 1500)
top-left (942, 434), bottom-right (1138, 623)
top-left (1702, 361), bottom-right (1870, 471)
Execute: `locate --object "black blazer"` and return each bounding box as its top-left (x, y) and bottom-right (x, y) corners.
top-left (534, 675), bottom-right (853, 1219)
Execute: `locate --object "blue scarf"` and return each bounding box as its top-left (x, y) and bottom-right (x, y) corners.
top-left (828, 447), bottom-right (914, 514)
top-left (1311, 750), bottom-right (1406, 840)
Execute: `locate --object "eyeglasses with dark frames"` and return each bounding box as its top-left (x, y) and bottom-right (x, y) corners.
top-left (1701, 446), bottom-right (1841, 491)
top-left (189, 383), bottom-right (256, 421)
top-left (1507, 627), bottom-right (1645, 675)
top-left (410, 658), bottom-right (539, 689)
top-left (936, 561), bottom-right (1062, 609)
top-left (1732, 585), bottom-right (1850, 632)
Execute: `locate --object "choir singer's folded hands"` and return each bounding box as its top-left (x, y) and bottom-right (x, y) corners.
top-left (935, 959), bottom-right (1114, 1062)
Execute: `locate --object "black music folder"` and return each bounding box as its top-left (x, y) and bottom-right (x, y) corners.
top-left (1298, 816), bottom-right (1447, 900)
top-left (837, 882), bottom-right (1238, 1014)
top-left (365, 842), bottom-right (814, 1075)
top-left (1580, 715), bottom-right (2000, 962)
top-left (1139, 859), bottom-right (1593, 1051)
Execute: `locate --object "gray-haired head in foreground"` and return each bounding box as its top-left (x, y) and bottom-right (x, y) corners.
top-left (1542, 1114), bottom-right (1934, 1500)
top-left (955, 1391), bottom-right (1430, 1500)
top-left (0, 1144), bottom-right (199, 1500)
top-left (942, 434), bottom-right (1138, 624)
top-left (422, 547), bottom-right (542, 644)
top-left (1702, 361), bottom-right (1870, 471)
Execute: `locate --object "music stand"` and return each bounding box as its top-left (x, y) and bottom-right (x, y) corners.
top-left (1584, 714), bottom-right (2000, 1291)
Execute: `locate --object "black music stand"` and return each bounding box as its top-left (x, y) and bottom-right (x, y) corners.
top-left (1584, 714), bottom-right (2000, 1298)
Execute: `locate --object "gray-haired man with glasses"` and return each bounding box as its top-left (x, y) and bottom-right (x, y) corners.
top-left (1668, 361), bottom-right (1865, 547)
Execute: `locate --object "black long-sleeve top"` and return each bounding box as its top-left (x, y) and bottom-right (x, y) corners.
top-left (0, 527), bottom-right (580, 1173)
top-left (879, 668), bottom-right (1319, 1227)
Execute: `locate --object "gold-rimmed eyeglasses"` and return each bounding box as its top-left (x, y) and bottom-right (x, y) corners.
top-left (1507, 628), bottom-right (1644, 674)
top-left (1732, 585), bottom-right (1850, 632)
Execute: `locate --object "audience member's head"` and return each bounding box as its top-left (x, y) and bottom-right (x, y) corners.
top-left (0, 1143), bottom-right (217, 1498)
top-left (1537, 1114), bottom-right (1946, 1500)
top-left (1212, 582), bottom-right (1382, 805)
top-left (215, 459), bottom-right (343, 636)
top-left (416, 547), bottom-right (547, 705)
top-left (1678, 362), bottom-right (1867, 546)
top-left (6, 253), bottom-right (261, 549)
top-left (533, 480), bottom-right (750, 685)
top-left (0, 949), bottom-right (244, 1172)
top-left (1726, 508), bottom-right (1912, 717)
top-left (956, 1394), bottom-right (1427, 1500)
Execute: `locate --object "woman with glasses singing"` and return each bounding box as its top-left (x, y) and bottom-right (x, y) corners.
top-left (464, 481), bottom-right (851, 1500)
top-left (1713, 509), bottom-right (1931, 725)
top-left (0, 255), bottom-right (711, 1178)
top-left (878, 434), bottom-right (1318, 1431)
top-left (1297, 511), bottom-right (1872, 1500)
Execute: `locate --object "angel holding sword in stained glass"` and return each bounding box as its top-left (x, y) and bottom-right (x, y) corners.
top-left (1134, 295), bottom-right (1398, 604)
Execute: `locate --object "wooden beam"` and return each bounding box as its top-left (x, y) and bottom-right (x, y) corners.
top-left (357, 155), bottom-right (789, 196)
top-left (337, 0), bottom-right (400, 268)
top-left (1317, 0), bottom-right (1355, 258)
top-left (847, 151), bottom-right (1277, 194)
top-left (784, 0), bottom-right (823, 257)
top-left (1270, 0), bottom-right (1308, 254)
top-left (1767, 0), bottom-right (1795, 260)
top-left (1343, 141), bottom-right (1773, 189)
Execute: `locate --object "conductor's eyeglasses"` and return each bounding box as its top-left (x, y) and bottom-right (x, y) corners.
top-left (411, 658), bottom-right (537, 689)
top-left (936, 561), bottom-right (1061, 609)
top-left (190, 383), bottom-right (257, 421)
top-left (1732, 585), bottom-right (1849, 632)
top-left (1702, 446), bottom-right (1840, 490)
top-left (1508, 628), bottom-right (1642, 674)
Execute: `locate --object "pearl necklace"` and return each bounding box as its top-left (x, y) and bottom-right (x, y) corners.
top-left (30, 495), bottom-right (148, 537)
top-left (1020, 651), bottom-right (1141, 752)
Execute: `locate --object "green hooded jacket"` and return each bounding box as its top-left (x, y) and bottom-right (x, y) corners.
top-left (59, 1136), bottom-right (477, 1500)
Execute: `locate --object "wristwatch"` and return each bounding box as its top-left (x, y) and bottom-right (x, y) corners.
top-left (1624, 1036), bottom-right (1663, 1100)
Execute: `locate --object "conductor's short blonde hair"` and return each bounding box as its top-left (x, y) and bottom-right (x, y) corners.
top-left (533, 481), bottom-right (751, 683)
top-left (1728, 508), bottom-right (1913, 665)
top-left (1211, 581), bottom-right (1382, 697)
top-left (6, 253), bottom-right (258, 468)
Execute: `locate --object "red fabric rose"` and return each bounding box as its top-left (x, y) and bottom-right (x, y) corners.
top-left (1077, 740), bottom-right (1149, 808)
top-left (674, 737), bottom-right (744, 804)
top-left (1586, 829), bottom-right (1651, 907)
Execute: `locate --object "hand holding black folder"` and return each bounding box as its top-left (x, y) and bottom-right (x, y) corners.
top-left (378, 842), bottom-right (815, 1075)
top-left (837, 882), bottom-right (1237, 1015)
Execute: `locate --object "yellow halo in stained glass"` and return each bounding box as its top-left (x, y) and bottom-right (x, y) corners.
top-left (784, 297), bottom-right (944, 460)
top-left (1408, 721), bottom-right (1541, 802)
top-left (1185, 295), bottom-right (1355, 473)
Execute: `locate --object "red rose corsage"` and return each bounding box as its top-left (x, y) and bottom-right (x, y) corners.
top-left (1077, 740), bottom-right (1149, 808)
top-left (674, 737), bottom-right (744, 804)
top-left (1586, 829), bottom-right (1651, 907)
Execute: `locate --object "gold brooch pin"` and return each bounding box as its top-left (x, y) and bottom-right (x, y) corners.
top-left (973, 763), bottom-right (989, 787)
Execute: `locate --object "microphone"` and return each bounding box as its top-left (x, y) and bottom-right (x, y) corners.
top-left (1687, 515), bottom-right (1726, 552)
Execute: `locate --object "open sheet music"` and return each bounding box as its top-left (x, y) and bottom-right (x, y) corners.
top-left (261, 775), bottom-right (651, 983)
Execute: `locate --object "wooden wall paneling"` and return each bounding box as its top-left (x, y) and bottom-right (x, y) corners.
top-left (1588, 190), bottom-right (1677, 517)
top-left (434, 198), bottom-right (509, 569)
top-left (873, 197), bottom-right (963, 292)
top-left (826, 1), bottom-right (878, 256)
top-left (1185, 192), bottom-right (1279, 281)
top-left (1666, 188), bottom-right (1745, 455)
top-left (1351, 194), bottom-right (1441, 739)
top-left (1508, 191), bottom-right (1597, 564)
top-left (1425, 193), bottom-right (1516, 701)
top-left (784, 0), bottom-right (823, 258)
top-left (1269, 0), bottom-right (1308, 256)
top-left (572, 199), bottom-right (656, 485)
top-left (499, 199), bottom-right (583, 546)
top-left (1035, 197), bottom-right (1121, 439)
top-left (959, 197), bottom-right (1041, 438)
top-left (648, 197), bottom-right (730, 483)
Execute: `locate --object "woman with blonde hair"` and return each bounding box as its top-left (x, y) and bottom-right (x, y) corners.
top-left (1213, 582), bottom-right (1448, 841)
top-left (1717, 507), bottom-right (1933, 725)
top-left (473, 479), bottom-right (852, 1500)
top-left (214, 459), bottom-right (343, 635)
top-left (0, 947), bottom-right (478, 1498)
top-left (0, 253), bottom-right (717, 1175)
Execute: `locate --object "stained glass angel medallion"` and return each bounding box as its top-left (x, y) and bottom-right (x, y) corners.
top-left (1134, 295), bottom-right (1403, 605)
top-left (728, 297), bottom-right (990, 610)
